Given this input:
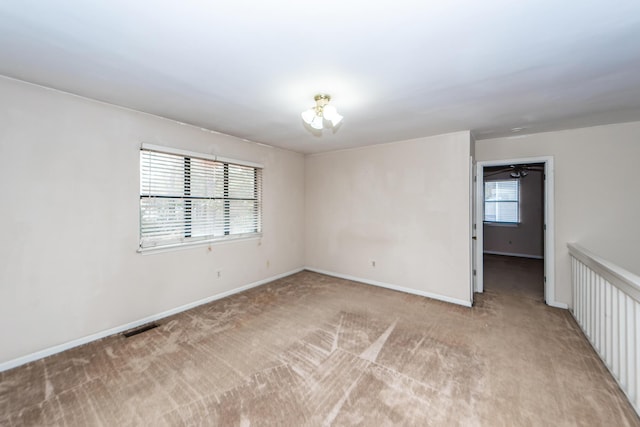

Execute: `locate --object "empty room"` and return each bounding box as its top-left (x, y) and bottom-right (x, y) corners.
top-left (1, 1), bottom-right (640, 425)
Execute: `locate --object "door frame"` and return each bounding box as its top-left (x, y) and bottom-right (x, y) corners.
top-left (474, 156), bottom-right (559, 307)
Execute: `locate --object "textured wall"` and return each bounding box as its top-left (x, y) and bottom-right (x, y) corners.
top-left (305, 132), bottom-right (473, 305)
top-left (476, 121), bottom-right (640, 305)
top-left (0, 76), bottom-right (305, 365)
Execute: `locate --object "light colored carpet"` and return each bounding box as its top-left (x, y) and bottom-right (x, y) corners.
top-left (1, 269), bottom-right (638, 426)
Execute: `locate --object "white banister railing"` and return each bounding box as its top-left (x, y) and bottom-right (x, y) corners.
top-left (568, 243), bottom-right (640, 417)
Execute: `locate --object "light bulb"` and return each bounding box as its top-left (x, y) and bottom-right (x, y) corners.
top-left (322, 105), bottom-right (337, 120)
top-left (310, 115), bottom-right (324, 130)
top-left (329, 112), bottom-right (343, 127)
top-left (301, 108), bottom-right (316, 125)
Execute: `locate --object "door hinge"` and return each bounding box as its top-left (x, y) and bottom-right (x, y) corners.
top-left (473, 269), bottom-right (477, 276)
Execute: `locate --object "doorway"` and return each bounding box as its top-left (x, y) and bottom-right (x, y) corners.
top-left (474, 157), bottom-right (559, 307)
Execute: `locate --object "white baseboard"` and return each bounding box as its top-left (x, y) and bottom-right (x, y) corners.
top-left (304, 267), bottom-right (472, 308)
top-left (484, 250), bottom-right (544, 260)
top-left (0, 268), bottom-right (304, 373)
top-left (547, 300), bottom-right (569, 309)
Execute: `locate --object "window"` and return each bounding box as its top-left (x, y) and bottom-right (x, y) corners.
top-left (139, 144), bottom-right (262, 251)
top-left (484, 179), bottom-right (519, 223)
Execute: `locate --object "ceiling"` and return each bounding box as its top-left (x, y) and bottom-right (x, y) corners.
top-left (1, 1), bottom-right (640, 154)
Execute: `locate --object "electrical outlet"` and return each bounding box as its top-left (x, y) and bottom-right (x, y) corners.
top-left (217, 270), bottom-right (222, 278)
top-left (371, 260), bottom-right (376, 267)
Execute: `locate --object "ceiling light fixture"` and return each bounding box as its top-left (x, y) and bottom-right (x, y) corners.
top-left (509, 165), bottom-right (529, 178)
top-left (301, 94), bottom-right (343, 130)
top-left (510, 169), bottom-right (528, 178)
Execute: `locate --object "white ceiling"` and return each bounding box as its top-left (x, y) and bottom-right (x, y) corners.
top-left (1, 1), bottom-right (640, 154)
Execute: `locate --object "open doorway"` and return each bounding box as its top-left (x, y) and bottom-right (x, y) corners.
top-left (474, 157), bottom-right (559, 307)
top-left (483, 163), bottom-right (544, 300)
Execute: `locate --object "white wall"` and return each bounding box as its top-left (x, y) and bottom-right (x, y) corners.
top-left (305, 131), bottom-right (473, 305)
top-left (483, 167), bottom-right (544, 258)
top-left (476, 121), bottom-right (640, 305)
top-left (8, 71), bottom-right (636, 366)
top-left (0, 76), bottom-right (305, 366)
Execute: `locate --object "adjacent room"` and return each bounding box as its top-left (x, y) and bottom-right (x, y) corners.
top-left (1, 1), bottom-right (639, 425)
top-left (482, 163), bottom-right (545, 301)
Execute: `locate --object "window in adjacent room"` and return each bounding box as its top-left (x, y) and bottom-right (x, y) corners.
top-left (139, 144), bottom-right (262, 251)
top-left (484, 179), bottom-right (519, 223)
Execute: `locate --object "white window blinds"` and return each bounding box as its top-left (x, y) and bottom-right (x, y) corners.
top-left (139, 145), bottom-right (262, 250)
top-left (484, 179), bottom-right (519, 223)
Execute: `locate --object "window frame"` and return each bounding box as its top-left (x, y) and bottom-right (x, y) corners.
top-left (483, 179), bottom-right (520, 225)
top-left (138, 144), bottom-right (263, 253)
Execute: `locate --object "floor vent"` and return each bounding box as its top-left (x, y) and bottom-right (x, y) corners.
top-left (122, 322), bottom-right (159, 338)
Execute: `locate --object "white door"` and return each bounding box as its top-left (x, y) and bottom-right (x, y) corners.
top-left (475, 163), bottom-right (484, 293)
top-left (470, 157), bottom-right (477, 302)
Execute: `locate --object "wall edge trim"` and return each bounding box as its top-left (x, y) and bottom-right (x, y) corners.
top-left (304, 267), bottom-right (472, 308)
top-left (483, 250), bottom-right (544, 259)
top-left (547, 301), bottom-right (569, 309)
top-left (0, 268), bottom-right (304, 372)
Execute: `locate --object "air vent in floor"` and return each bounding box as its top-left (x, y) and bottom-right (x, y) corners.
top-left (122, 322), bottom-right (159, 338)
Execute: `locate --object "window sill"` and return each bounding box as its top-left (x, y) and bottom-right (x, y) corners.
top-left (138, 234), bottom-right (263, 255)
top-left (484, 221), bottom-right (519, 228)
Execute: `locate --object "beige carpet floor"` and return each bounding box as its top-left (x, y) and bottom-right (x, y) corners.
top-left (1, 266), bottom-right (639, 426)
